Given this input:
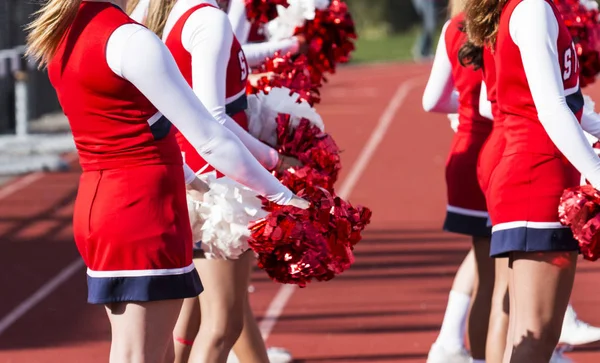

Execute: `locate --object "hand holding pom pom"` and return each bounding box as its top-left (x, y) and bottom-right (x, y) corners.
top-left (248, 187), bottom-right (371, 287)
top-left (559, 185), bottom-right (600, 260)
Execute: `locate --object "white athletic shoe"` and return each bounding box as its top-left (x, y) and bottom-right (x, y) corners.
top-left (426, 342), bottom-right (471, 363)
top-left (550, 347), bottom-right (573, 363)
top-left (560, 306), bottom-right (600, 346)
top-left (266, 347), bottom-right (293, 363)
top-left (226, 347), bottom-right (292, 363)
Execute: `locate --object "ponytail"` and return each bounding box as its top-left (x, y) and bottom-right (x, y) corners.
top-left (145, 0), bottom-right (177, 38)
top-left (458, 40), bottom-right (484, 70)
top-left (126, 0), bottom-right (141, 16)
top-left (464, 0), bottom-right (508, 47)
top-left (25, 0), bottom-right (82, 67)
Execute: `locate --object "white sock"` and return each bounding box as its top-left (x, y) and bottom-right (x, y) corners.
top-left (472, 360), bottom-right (486, 363)
top-left (563, 303), bottom-right (577, 325)
top-left (435, 290), bottom-right (471, 351)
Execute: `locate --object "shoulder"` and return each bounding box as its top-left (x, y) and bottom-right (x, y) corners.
top-left (185, 5), bottom-right (232, 37)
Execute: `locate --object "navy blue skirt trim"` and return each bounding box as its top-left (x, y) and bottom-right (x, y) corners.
top-left (87, 268), bottom-right (203, 304)
top-left (490, 226), bottom-right (579, 257)
top-left (443, 210), bottom-right (491, 237)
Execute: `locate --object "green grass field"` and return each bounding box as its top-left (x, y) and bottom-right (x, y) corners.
top-left (350, 27), bottom-right (442, 64)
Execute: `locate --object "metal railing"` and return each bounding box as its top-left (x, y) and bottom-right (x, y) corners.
top-left (0, 0), bottom-right (63, 136)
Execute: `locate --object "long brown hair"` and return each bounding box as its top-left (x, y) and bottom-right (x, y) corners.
top-left (464, 0), bottom-right (508, 48)
top-left (145, 0), bottom-right (177, 38)
top-left (25, 0), bottom-right (82, 67)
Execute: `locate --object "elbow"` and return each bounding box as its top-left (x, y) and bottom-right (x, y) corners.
top-left (422, 96), bottom-right (437, 113)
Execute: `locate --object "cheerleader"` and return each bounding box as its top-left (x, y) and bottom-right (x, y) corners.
top-left (464, 0), bottom-right (600, 361)
top-left (422, 0), bottom-right (493, 361)
top-left (128, 1), bottom-right (302, 362)
top-left (25, 1), bottom-right (307, 362)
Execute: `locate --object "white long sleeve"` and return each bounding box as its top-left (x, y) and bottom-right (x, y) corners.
top-left (479, 81), bottom-right (494, 120)
top-left (242, 39), bottom-right (300, 67)
top-left (422, 21), bottom-right (459, 114)
top-left (227, 0), bottom-right (252, 42)
top-left (105, 23), bottom-right (292, 204)
top-left (163, 2), bottom-right (279, 169)
top-left (226, 0), bottom-right (300, 66)
top-left (511, 0), bottom-right (600, 187)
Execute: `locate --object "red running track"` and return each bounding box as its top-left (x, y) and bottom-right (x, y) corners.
top-left (1, 63), bottom-right (600, 362)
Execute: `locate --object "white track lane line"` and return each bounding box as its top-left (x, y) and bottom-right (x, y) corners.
top-left (258, 78), bottom-right (419, 341)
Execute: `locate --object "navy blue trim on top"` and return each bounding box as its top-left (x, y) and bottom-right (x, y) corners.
top-left (87, 269), bottom-right (203, 304)
top-left (490, 226), bottom-right (578, 257)
top-left (566, 88), bottom-right (584, 116)
top-left (150, 115), bottom-right (172, 140)
top-left (226, 94), bottom-right (248, 116)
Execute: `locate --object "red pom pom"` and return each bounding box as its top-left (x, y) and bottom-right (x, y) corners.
top-left (559, 185), bottom-right (600, 261)
top-left (244, 0), bottom-right (289, 24)
top-left (248, 188), bottom-right (372, 287)
top-left (248, 52), bottom-right (321, 105)
top-left (295, 0), bottom-right (357, 85)
top-left (273, 116), bottom-right (341, 193)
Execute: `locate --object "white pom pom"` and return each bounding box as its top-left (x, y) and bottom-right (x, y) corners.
top-left (266, 0), bottom-right (331, 40)
top-left (245, 87), bottom-right (324, 146)
top-left (186, 172), bottom-right (268, 260)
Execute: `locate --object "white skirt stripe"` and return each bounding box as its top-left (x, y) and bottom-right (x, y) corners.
top-left (492, 221), bottom-right (567, 233)
top-left (87, 263), bottom-right (195, 278)
top-left (447, 205), bottom-right (489, 218)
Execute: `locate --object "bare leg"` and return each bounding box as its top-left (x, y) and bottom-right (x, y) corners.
top-left (486, 257), bottom-right (510, 363)
top-left (505, 251), bottom-right (577, 363)
top-left (172, 297), bottom-right (201, 363)
top-left (188, 251), bottom-right (255, 363)
top-left (468, 237), bottom-right (494, 360)
top-left (106, 300), bottom-right (184, 363)
top-left (231, 256), bottom-right (270, 363)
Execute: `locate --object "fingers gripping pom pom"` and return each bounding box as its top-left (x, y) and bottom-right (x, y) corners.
top-left (274, 116), bottom-right (341, 193)
top-left (248, 188), bottom-right (372, 287)
top-left (559, 185), bottom-right (600, 261)
top-left (246, 86), bottom-right (324, 147)
top-left (187, 172), bottom-right (268, 260)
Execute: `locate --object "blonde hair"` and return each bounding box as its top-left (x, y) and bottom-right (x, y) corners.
top-left (144, 0), bottom-right (177, 38)
top-left (25, 0), bottom-right (82, 67)
top-left (126, 0), bottom-right (141, 16)
top-left (449, 0), bottom-right (467, 18)
top-left (464, 0), bottom-right (508, 47)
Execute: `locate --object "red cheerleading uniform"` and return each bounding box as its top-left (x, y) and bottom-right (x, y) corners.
top-left (165, 3), bottom-right (250, 177)
top-left (442, 12), bottom-right (493, 237)
top-left (476, 47), bottom-right (506, 198)
top-left (47, 2), bottom-right (202, 304)
top-left (489, 0), bottom-right (584, 256)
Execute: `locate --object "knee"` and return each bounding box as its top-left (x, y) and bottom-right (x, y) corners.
top-left (204, 312), bottom-right (245, 346)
